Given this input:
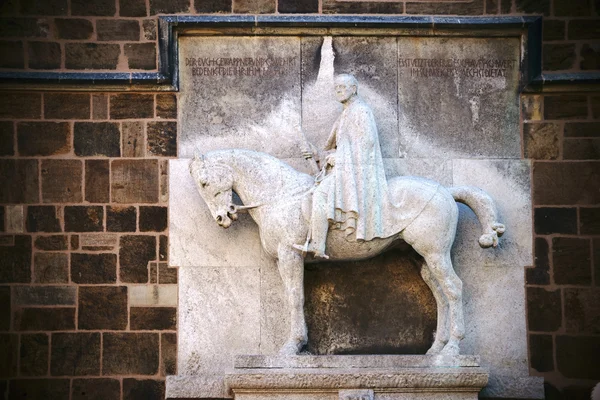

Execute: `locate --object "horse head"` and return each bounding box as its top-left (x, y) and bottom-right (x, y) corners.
top-left (189, 153), bottom-right (238, 228)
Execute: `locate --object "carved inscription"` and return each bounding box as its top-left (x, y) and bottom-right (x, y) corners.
top-left (400, 58), bottom-right (517, 78)
top-left (185, 56), bottom-right (297, 77)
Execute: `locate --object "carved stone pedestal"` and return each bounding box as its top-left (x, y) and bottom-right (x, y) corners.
top-left (226, 355), bottom-right (489, 400)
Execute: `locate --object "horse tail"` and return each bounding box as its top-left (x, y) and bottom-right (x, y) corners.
top-left (448, 186), bottom-right (505, 248)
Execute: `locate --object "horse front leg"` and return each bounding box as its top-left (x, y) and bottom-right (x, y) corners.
top-left (277, 244), bottom-right (307, 355)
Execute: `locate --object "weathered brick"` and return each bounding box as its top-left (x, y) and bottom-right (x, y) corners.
top-left (14, 307), bottom-right (75, 331)
top-left (142, 19), bottom-right (157, 40)
top-left (147, 121), bottom-right (176, 157)
top-left (149, 0), bottom-right (190, 14)
top-left (92, 94), bottom-right (108, 119)
top-left (74, 122), bottom-right (120, 157)
top-left (125, 42), bottom-right (156, 70)
top-left (556, 336), bottom-right (600, 379)
top-left (0, 235), bottom-right (31, 283)
top-left (545, 95), bottom-right (588, 119)
top-left (97, 19), bottom-right (140, 41)
top-left (160, 160), bottom-right (168, 202)
top-left (533, 162), bottom-right (600, 205)
top-left (0, 160), bottom-right (38, 203)
top-left (107, 206), bottom-right (137, 232)
top-left (80, 233), bottom-right (117, 250)
top-left (28, 41), bottom-right (61, 69)
top-left (580, 207), bottom-right (600, 234)
top-left (580, 44), bottom-right (600, 70)
top-left (523, 123), bottom-right (560, 160)
top-left (26, 206), bottom-right (60, 233)
top-left (553, 237), bottom-right (592, 285)
top-left (72, 378), bottom-right (121, 400)
top-left (71, 253), bottom-right (117, 284)
top-left (565, 122), bottom-right (600, 137)
top-left (55, 18), bottom-right (93, 39)
top-left (139, 206), bottom-right (167, 232)
top-left (51, 332), bottom-right (100, 376)
top-left (485, 0), bottom-right (498, 14)
top-left (278, 0), bottom-right (317, 12)
top-left (534, 207), bottom-right (577, 234)
top-left (103, 333), bottom-right (159, 375)
top-left (33, 253), bottom-right (68, 283)
top-left (516, 0), bottom-right (549, 14)
top-left (554, 0), bottom-right (591, 16)
top-left (593, 96), bottom-right (600, 119)
top-left (110, 94), bottom-right (154, 119)
top-left (404, 1), bottom-right (482, 14)
top-left (159, 236), bottom-right (168, 263)
top-left (34, 235), bottom-right (68, 251)
top-left (20, 0), bottom-right (67, 15)
top-left (0, 41), bottom-right (23, 68)
top-left (20, 333), bottom-right (48, 376)
top-left (0, 122), bottom-right (13, 156)
top-left (64, 206), bottom-right (103, 232)
top-left (9, 379), bottom-right (70, 399)
top-left (66, 43), bottom-right (120, 69)
top-left (121, 0), bottom-right (147, 16)
top-left (0, 18), bottom-right (50, 38)
top-left (161, 333), bottom-right (176, 375)
top-left (529, 334), bottom-right (553, 372)
top-left (123, 378), bottom-right (165, 400)
top-left (119, 235), bottom-right (156, 283)
top-left (194, 0), bottom-right (231, 11)
top-left (85, 160), bottom-right (110, 203)
top-left (543, 43), bottom-right (576, 71)
top-left (41, 160), bottom-right (83, 203)
top-left (14, 286), bottom-right (76, 306)
top-left (71, 0), bottom-right (116, 15)
top-left (6, 205), bottom-right (24, 233)
top-left (130, 307), bottom-right (176, 330)
top-left (112, 159), bottom-right (159, 203)
top-left (0, 287), bottom-right (10, 330)
top-left (122, 121), bottom-right (145, 157)
top-left (45, 93), bottom-right (90, 119)
top-left (543, 20), bottom-right (565, 41)
top-left (527, 287), bottom-right (561, 332)
top-left (564, 288), bottom-right (600, 334)
top-left (0, 208), bottom-right (4, 232)
top-left (0, 93), bottom-right (41, 119)
top-left (129, 284), bottom-right (177, 306)
top-left (156, 94), bottom-right (176, 119)
top-left (17, 122), bottom-right (70, 156)
top-left (527, 237), bottom-right (550, 285)
top-left (78, 286), bottom-right (127, 330)
top-left (568, 19), bottom-right (600, 39)
top-left (0, 334), bottom-right (18, 377)
top-left (149, 262), bottom-right (157, 283)
top-left (564, 138), bottom-right (600, 160)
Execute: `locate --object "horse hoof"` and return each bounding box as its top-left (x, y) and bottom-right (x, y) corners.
top-left (425, 341), bottom-right (446, 355)
top-left (279, 341), bottom-right (301, 356)
top-left (439, 342), bottom-right (460, 356)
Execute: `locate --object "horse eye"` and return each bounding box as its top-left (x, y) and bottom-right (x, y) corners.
top-left (201, 182), bottom-right (208, 188)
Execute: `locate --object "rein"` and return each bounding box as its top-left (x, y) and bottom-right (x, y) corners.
top-left (230, 186), bottom-right (315, 213)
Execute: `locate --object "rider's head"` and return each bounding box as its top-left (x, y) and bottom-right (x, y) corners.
top-left (334, 74), bottom-right (358, 103)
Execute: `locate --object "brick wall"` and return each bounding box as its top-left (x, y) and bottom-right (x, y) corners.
top-left (0, 0), bottom-right (598, 399)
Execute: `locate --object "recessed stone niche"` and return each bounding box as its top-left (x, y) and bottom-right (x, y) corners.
top-left (169, 33), bottom-right (543, 399)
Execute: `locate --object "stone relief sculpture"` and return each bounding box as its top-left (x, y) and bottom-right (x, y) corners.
top-left (189, 74), bottom-right (505, 357)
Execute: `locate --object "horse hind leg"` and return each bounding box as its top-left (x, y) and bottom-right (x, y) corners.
top-left (420, 263), bottom-right (449, 355)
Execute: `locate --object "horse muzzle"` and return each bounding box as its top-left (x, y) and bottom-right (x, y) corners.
top-left (215, 212), bottom-right (232, 228)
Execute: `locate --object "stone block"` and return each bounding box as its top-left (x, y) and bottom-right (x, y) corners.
top-left (51, 332), bottom-right (100, 376)
top-left (130, 307), bottom-right (176, 330)
top-left (64, 206), bottom-right (103, 232)
top-left (543, 20), bottom-right (565, 41)
top-left (278, 0), bottom-right (318, 12)
top-left (72, 378), bottom-right (121, 400)
top-left (527, 237), bottom-right (550, 285)
top-left (159, 235), bottom-right (168, 262)
top-left (20, 333), bottom-right (48, 376)
top-left (523, 123), bottom-right (560, 160)
top-left (80, 233), bottom-right (117, 250)
top-left (34, 235), bottom-right (67, 251)
top-left (0, 41), bottom-right (23, 67)
top-left (103, 333), bottom-right (159, 375)
top-left (0, 235), bottom-right (32, 283)
top-left (9, 379), bottom-right (70, 399)
top-left (13, 286), bottom-right (76, 306)
top-left (65, 43), bottom-right (120, 69)
top-left (20, 0), bottom-right (67, 15)
top-left (156, 94), bottom-right (177, 119)
top-left (28, 41), bottom-right (61, 69)
top-left (125, 43), bottom-right (156, 70)
top-left (565, 122), bottom-right (600, 137)
top-left (6, 205), bottom-right (24, 233)
top-left (33, 253), bottom-right (68, 283)
top-left (147, 121), bottom-right (176, 156)
top-left (529, 334), bottom-right (553, 372)
top-left (26, 206), bottom-right (60, 232)
top-left (129, 284), bottom-right (177, 306)
top-left (143, 19), bottom-right (156, 40)
top-left (0, 17), bottom-right (49, 38)
top-left (169, 159), bottom-right (263, 267)
top-left (112, 159), bottom-right (159, 203)
top-left (120, 0), bottom-right (146, 16)
top-left (149, 0), bottom-right (190, 13)
top-left (97, 19), bottom-right (139, 41)
top-left (564, 138), bottom-right (600, 160)
top-left (55, 18), bottom-right (93, 39)
top-left (521, 95), bottom-right (542, 121)
top-left (0, 160), bottom-right (38, 203)
top-left (17, 121), bottom-right (70, 156)
top-left (553, 237), bottom-right (592, 285)
top-left (534, 207), bottom-right (577, 234)
top-left (122, 121), bottom-right (145, 157)
top-left (150, 262), bottom-right (158, 283)
top-left (123, 378), bottom-right (165, 400)
top-left (110, 93), bottom-right (154, 119)
top-left (139, 206), bottom-right (167, 232)
top-left (91, 94), bottom-right (108, 120)
top-left (107, 206), bottom-right (137, 232)
top-left (554, 0), bottom-right (591, 15)
top-left (0, 287), bottom-right (10, 330)
top-left (14, 307), bottom-right (75, 331)
top-left (71, 0), bottom-right (115, 15)
top-left (516, 0), bottom-right (549, 14)
top-left (581, 45), bottom-right (600, 70)
top-left (322, 0), bottom-right (402, 13)
top-left (41, 160), bottom-right (82, 203)
top-left (527, 287), bottom-right (562, 332)
top-left (232, 0), bottom-right (274, 12)
top-left (568, 19), bottom-right (600, 39)
top-left (161, 333), bottom-right (177, 375)
top-left (159, 160), bottom-right (168, 202)
top-left (542, 43), bottom-right (576, 71)
top-left (0, 122), bottom-right (13, 156)
top-left (544, 95), bottom-right (588, 120)
top-left (78, 286), bottom-right (127, 330)
top-left (533, 162), bottom-right (600, 205)
top-left (194, 0), bottom-right (231, 12)
top-left (75, 122), bottom-right (120, 157)
top-left (119, 235), bottom-right (156, 283)
top-left (580, 207), bottom-right (600, 234)
top-left (404, 1), bottom-right (482, 13)
top-left (0, 334), bottom-right (18, 377)
top-left (564, 288), bottom-right (600, 334)
top-left (71, 253), bottom-right (117, 284)
top-left (159, 262), bottom-right (177, 283)
top-left (0, 93), bottom-right (40, 119)
top-left (556, 336), bottom-right (600, 379)
top-left (85, 160), bottom-right (110, 203)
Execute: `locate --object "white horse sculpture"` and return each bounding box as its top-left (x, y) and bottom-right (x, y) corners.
top-left (190, 149), bottom-right (505, 356)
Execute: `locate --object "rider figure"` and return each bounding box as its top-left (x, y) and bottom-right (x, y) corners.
top-left (294, 74), bottom-right (390, 259)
